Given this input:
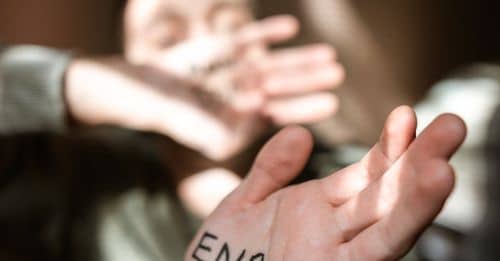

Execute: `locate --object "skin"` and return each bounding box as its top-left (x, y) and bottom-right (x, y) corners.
top-left (185, 106), bottom-right (467, 260)
top-left (118, 0), bottom-right (344, 218)
top-left (122, 0), bottom-right (344, 159)
top-left (65, 0), bottom-right (344, 218)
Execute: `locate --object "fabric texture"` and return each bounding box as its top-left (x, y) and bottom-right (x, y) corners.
top-left (0, 45), bottom-right (72, 134)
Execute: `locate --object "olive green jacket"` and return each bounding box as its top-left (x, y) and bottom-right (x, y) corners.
top-left (0, 45), bottom-right (192, 261)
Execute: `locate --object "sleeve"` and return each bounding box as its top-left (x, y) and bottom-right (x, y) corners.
top-left (0, 45), bottom-right (72, 134)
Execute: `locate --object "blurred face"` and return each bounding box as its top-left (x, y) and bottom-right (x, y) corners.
top-left (124, 0), bottom-right (252, 63)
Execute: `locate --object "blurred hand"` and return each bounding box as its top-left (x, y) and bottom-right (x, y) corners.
top-left (186, 106), bottom-right (466, 260)
top-left (66, 16), bottom-right (344, 161)
top-left (148, 15), bottom-right (344, 124)
top-left (122, 15), bottom-right (343, 159)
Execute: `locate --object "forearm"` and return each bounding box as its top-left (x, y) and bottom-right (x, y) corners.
top-left (0, 45), bottom-right (72, 134)
top-left (64, 57), bottom-right (159, 128)
top-left (65, 57), bottom-right (244, 160)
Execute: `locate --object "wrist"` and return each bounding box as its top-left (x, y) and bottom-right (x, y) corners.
top-left (64, 58), bottom-right (94, 126)
top-left (64, 57), bottom-right (149, 129)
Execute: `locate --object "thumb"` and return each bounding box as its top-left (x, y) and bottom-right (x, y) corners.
top-left (232, 126), bottom-right (313, 206)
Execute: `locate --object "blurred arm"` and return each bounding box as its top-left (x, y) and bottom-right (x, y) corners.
top-left (64, 56), bottom-right (252, 160)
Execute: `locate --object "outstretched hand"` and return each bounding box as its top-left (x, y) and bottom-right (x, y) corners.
top-left (66, 16), bottom-right (343, 161)
top-left (186, 106), bottom-right (466, 261)
top-left (149, 15), bottom-right (343, 121)
top-left (129, 15), bottom-right (342, 160)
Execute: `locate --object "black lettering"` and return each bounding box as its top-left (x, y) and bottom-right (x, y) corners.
top-left (215, 242), bottom-right (231, 261)
top-left (192, 232), bottom-right (218, 261)
top-left (236, 250), bottom-right (246, 261)
top-left (250, 253), bottom-right (265, 261)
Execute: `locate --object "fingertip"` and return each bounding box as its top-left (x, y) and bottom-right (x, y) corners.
top-left (386, 106), bottom-right (416, 136)
top-left (236, 15), bottom-right (300, 46)
top-left (322, 93), bottom-right (340, 117)
top-left (417, 159), bottom-right (455, 200)
top-left (278, 125), bottom-right (314, 150)
top-left (259, 125), bottom-right (314, 158)
top-left (334, 64), bottom-right (346, 86)
top-left (270, 14), bottom-right (300, 33)
top-left (408, 113), bottom-right (466, 162)
top-left (379, 106), bottom-right (417, 160)
top-left (240, 125), bottom-right (313, 204)
top-left (394, 105), bottom-right (416, 118)
top-left (262, 14), bottom-right (300, 38)
top-left (263, 126), bottom-right (314, 170)
top-left (310, 43), bottom-right (337, 61)
top-left (285, 15), bottom-right (300, 34)
top-left (434, 113), bottom-right (467, 145)
top-left (422, 114), bottom-right (467, 159)
top-left (389, 105), bottom-right (417, 126)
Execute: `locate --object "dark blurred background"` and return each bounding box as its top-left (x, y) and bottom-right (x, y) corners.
top-left (3, 0), bottom-right (500, 99)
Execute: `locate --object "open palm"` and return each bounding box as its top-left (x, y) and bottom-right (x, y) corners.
top-left (186, 106), bottom-right (466, 261)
